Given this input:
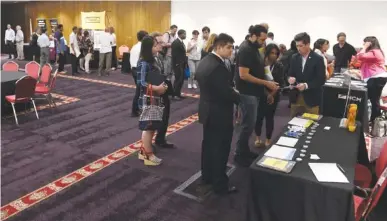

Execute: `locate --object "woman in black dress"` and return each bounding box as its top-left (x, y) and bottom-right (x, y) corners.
top-left (30, 27), bottom-right (41, 62)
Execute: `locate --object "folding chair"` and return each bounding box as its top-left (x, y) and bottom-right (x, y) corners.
top-left (2, 61), bottom-right (19, 71)
top-left (25, 61), bottom-right (41, 79)
top-left (35, 69), bottom-right (58, 108)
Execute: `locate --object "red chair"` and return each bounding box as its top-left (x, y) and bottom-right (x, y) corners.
top-left (25, 61), bottom-right (41, 79)
top-left (5, 76), bottom-right (39, 125)
top-left (35, 69), bottom-right (58, 108)
top-left (355, 142), bottom-right (387, 188)
top-left (354, 167), bottom-right (387, 221)
top-left (38, 63), bottom-right (52, 86)
top-left (2, 61), bottom-right (19, 71)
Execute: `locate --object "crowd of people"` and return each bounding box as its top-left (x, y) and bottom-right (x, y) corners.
top-left (4, 22), bottom-right (386, 195)
top-left (132, 23), bottom-right (386, 196)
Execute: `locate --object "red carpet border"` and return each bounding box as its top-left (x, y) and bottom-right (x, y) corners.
top-left (0, 113), bottom-right (199, 220)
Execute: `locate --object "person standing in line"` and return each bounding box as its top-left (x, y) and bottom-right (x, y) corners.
top-left (288, 32), bottom-right (326, 117)
top-left (333, 32), bottom-right (357, 73)
top-left (234, 25), bottom-right (279, 167)
top-left (69, 26), bottom-right (80, 75)
top-left (4, 24), bottom-right (15, 59)
top-left (187, 30), bottom-right (201, 89)
top-left (171, 29), bottom-right (187, 100)
top-left (150, 32), bottom-right (176, 149)
top-left (196, 33), bottom-right (240, 195)
top-left (162, 25), bottom-right (178, 80)
top-left (200, 26), bottom-right (210, 52)
top-left (137, 36), bottom-right (168, 166)
top-left (130, 30), bottom-right (149, 117)
top-left (82, 31), bottom-right (93, 74)
top-left (254, 44), bottom-right (285, 147)
top-left (37, 28), bottom-right (50, 68)
top-left (55, 24), bottom-right (66, 74)
top-left (15, 25), bottom-right (24, 60)
top-left (98, 27), bottom-right (113, 76)
top-left (30, 27), bottom-right (41, 62)
top-left (110, 27), bottom-right (118, 70)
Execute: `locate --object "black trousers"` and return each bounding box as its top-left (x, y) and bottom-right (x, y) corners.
top-left (255, 95), bottom-right (279, 139)
top-left (367, 77), bottom-right (387, 121)
top-left (173, 63), bottom-right (185, 97)
top-left (70, 54), bottom-right (79, 75)
top-left (131, 67), bottom-right (141, 114)
top-left (201, 118), bottom-right (233, 193)
top-left (58, 53), bottom-right (65, 72)
top-left (111, 46), bottom-right (117, 68)
top-left (6, 41), bottom-right (15, 58)
top-left (155, 95), bottom-right (171, 144)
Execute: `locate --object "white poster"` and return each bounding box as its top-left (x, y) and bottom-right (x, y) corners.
top-left (92, 30), bottom-right (105, 50)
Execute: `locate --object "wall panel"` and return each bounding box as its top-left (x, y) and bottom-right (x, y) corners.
top-left (24, 1), bottom-right (171, 48)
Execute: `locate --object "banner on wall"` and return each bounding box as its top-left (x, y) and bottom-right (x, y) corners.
top-left (37, 18), bottom-right (46, 29)
top-left (49, 18), bottom-right (58, 33)
top-left (81, 11), bottom-right (106, 30)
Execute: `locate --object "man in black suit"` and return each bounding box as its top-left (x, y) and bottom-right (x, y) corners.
top-left (171, 29), bottom-right (187, 100)
top-left (196, 33), bottom-right (240, 195)
top-left (288, 32), bottom-right (326, 117)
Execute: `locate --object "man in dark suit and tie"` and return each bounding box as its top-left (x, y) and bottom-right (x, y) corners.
top-left (196, 33), bottom-right (240, 195)
top-left (171, 29), bottom-right (187, 100)
top-left (288, 32), bottom-right (326, 117)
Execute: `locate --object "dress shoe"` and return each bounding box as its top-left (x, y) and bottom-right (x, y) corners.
top-left (155, 142), bottom-right (175, 149)
top-left (214, 186), bottom-right (238, 195)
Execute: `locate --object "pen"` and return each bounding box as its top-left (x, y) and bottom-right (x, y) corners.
top-left (337, 164), bottom-right (345, 173)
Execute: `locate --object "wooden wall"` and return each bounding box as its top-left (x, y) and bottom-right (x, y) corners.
top-left (1, 1), bottom-right (171, 52)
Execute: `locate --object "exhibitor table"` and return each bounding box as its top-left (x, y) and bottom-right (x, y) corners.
top-left (247, 117), bottom-right (369, 221)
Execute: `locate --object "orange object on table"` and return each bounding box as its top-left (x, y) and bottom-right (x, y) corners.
top-left (347, 104), bottom-right (358, 132)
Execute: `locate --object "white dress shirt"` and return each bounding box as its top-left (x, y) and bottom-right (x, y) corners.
top-left (37, 33), bottom-right (50, 48)
top-left (15, 30), bottom-right (24, 42)
top-left (110, 33), bottom-right (117, 47)
top-left (99, 32), bottom-right (112, 54)
top-left (69, 32), bottom-right (80, 55)
top-left (5, 29), bottom-right (15, 43)
top-left (130, 42), bottom-right (141, 68)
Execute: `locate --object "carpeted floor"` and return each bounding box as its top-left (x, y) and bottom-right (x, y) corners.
top-left (1, 59), bottom-right (386, 221)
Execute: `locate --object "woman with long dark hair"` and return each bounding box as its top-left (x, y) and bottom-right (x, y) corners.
top-left (254, 44), bottom-right (285, 147)
top-left (357, 36), bottom-right (387, 122)
top-left (137, 36), bottom-right (168, 166)
top-left (313, 38), bottom-right (333, 79)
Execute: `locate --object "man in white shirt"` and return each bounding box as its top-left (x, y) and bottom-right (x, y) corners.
top-left (265, 32), bottom-right (277, 46)
top-left (37, 28), bottom-right (50, 67)
top-left (162, 25), bottom-right (178, 80)
top-left (15, 25), bottom-right (24, 60)
top-left (130, 30), bottom-right (148, 116)
top-left (69, 26), bottom-right (80, 75)
top-left (109, 27), bottom-right (117, 70)
top-left (4, 24), bottom-right (16, 59)
top-left (98, 27), bottom-right (113, 76)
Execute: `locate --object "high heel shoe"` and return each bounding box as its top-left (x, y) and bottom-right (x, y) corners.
top-left (140, 147), bottom-right (162, 166)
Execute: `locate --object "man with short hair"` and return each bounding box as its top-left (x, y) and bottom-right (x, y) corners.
top-left (196, 33), bottom-right (240, 195)
top-left (162, 25), bottom-right (178, 80)
top-left (288, 32), bottom-right (326, 117)
top-left (15, 25), bottom-right (24, 60)
top-left (4, 24), bottom-right (15, 59)
top-left (201, 26), bottom-right (210, 48)
top-left (69, 26), bottom-right (80, 75)
top-left (130, 30), bottom-right (148, 116)
top-left (333, 32), bottom-right (357, 73)
top-left (150, 32), bottom-right (175, 149)
top-left (266, 32), bottom-right (277, 46)
top-left (98, 27), bottom-right (113, 76)
top-left (55, 24), bottom-right (66, 73)
top-left (171, 29), bottom-right (187, 100)
top-left (37, 28), bottom-right (50, 67)
top-left (234, 25), bottom-right (279, 167)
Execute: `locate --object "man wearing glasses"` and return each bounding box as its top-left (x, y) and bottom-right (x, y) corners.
top-left (150, 32), bottom-right (175, 149)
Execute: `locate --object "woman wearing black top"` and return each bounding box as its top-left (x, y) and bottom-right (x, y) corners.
top-left (255, 44), bottom-right (285, 147)
top-left (30, 27), bottom-right (41, 62)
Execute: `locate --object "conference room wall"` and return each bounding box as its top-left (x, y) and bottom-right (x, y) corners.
top-left (171, 1), bottom-right (387, 63)
top-left (24, 1), bottom-right (171, 48)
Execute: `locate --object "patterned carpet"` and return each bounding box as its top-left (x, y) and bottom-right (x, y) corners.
top-left (1, 59), bottom-right (386, 221)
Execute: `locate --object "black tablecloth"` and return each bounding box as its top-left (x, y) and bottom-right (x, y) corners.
top-left (1, 71), bottom-right (28, 116)
top-left (247, 117), bottom-right (369, 221)
top-left (322, 76), bottom-right (368, 132)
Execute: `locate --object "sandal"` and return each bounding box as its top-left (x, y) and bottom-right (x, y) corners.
top-left (254, 139), bottom-right (263, 147)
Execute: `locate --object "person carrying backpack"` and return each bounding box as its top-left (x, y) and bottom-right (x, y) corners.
top-left (161, 25), bottom-right (178, 80)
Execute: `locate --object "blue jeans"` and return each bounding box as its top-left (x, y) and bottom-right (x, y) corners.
top-left (236, 94), bottom-right (260, 156)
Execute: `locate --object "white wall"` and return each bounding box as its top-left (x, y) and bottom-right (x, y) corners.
top-left (171, 1), bottom-right (387, 60)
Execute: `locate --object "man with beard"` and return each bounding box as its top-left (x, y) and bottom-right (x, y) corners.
top-left (234, 25), bottom-right (279, 167)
